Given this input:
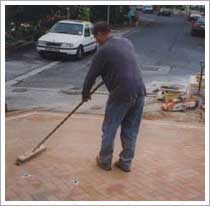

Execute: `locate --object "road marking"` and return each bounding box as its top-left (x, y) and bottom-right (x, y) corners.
top-left (6, 61), bottom-right (60, 86)
top-left (9, 86), bottom-right (60, 93)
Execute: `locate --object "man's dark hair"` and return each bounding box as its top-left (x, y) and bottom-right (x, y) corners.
top-left (92, 22), bottom-right (111, 35)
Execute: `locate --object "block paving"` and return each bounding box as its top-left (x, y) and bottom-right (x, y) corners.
top-left (5, 111), bottom-right (205, 202)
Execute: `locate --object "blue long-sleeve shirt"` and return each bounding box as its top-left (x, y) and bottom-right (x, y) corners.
top-left (82, 36), bottom-right (146, 102)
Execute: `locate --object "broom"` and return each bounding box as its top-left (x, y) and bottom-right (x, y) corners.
top-left (15, 81), bottom-right (104, 165)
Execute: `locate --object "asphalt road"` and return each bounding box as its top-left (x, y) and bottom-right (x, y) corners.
top-left (125, 13), bottom-right (204, 87)
top-left (5, 13), bottom-right (205, 112)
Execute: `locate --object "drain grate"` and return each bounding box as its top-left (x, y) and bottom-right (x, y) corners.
top-left (141, 65), bottom-right (171, 74)
top-left (12, 88), bottom-right (27, 92)
top-left (142, 65), bottom-right (159, 71)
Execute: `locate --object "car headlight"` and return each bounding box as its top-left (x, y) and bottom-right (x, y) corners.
top-left (37, 40), bottom-right (46, 46)
top-left (62, 43), bottom-right (74, 48)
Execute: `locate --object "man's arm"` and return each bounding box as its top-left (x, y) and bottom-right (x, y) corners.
top-left (82, 49), bottom-right (105, 101)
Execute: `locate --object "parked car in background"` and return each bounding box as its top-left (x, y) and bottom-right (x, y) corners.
top-left (191, 16), bottom-right (205, 36)
top-left (136, 5), bottom-right (144, 11)
top-left (36, 20), bottom-right (97, 59)
top-left (142, 6), bottom-right (153, 14)
top-left (188, 13), bottom-right (202, 22)
top-left (158, 8), bottom-right (172, 16)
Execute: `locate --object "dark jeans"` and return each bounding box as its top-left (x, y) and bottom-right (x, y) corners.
top-left (99, 95), bottom-right (144, 168)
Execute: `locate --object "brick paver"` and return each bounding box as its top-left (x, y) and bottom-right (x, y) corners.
top-left (5, 111), bottom-right (205, 201)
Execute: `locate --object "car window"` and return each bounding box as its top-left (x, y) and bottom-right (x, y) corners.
top-left (89, 24), bottom-right (94, 34)
top-left (84, 25), bottom-right (90, 37)
top-left (198, 17), bottom-right (205, 24)
top-left (49, 23), bottom-right (83, 35)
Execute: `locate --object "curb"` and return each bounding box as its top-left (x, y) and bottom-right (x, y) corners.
top-left (6, 41), bottom-right (35, 57)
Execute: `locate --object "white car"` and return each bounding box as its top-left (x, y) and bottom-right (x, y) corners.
top-left (142, 5), bottom-right (153, 14)
top-left (136, 5), bottom-right (144, 11)
top-left (36, 20), bottom-right (97, 59)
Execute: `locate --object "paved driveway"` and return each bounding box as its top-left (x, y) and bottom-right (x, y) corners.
top-left (6, 112), bottom-right (205, 201)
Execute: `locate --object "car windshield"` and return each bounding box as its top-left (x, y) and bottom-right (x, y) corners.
top-left (49, 23), bottom-right (83, 35)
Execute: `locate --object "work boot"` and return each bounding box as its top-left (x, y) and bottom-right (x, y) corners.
top-left (96, 156), bottom-right (112, 171)
top-left (114, 160), bottom-right (131, 172)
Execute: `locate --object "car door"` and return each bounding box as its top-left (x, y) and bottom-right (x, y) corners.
top-left (83, 24), bottom-right (95, 52)
top-left (89, 24), bottom-right (97, 50)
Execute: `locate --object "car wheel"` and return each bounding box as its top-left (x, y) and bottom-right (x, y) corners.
top-left (38, 52), bottom-right (47, 59)
top-left (76, 46), bottom-right (84, 60)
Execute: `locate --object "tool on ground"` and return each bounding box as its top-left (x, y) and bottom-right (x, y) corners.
top-left (15, 81), bottom-right (104, 165)
top-left (161, 96), bottom-right (199, 112)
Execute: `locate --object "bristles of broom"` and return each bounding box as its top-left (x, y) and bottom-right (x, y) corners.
top-left (15, 82), bottom-right (104, 166)
top-left (15, 145), bottom-right (46, 165)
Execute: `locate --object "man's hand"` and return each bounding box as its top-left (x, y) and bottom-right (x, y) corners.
top-left (82, 94), bottom-right (91, 102)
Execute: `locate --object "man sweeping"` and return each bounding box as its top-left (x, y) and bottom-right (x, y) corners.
top-left (82, 22), bottom-right (146, 172)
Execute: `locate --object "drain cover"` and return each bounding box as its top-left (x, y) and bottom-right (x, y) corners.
top-left (61, 90), bottom-right (81, 95)
top-left (71, 86), bottom-right (81, 90)
top-left (60, 86), bottom-right (82, 95)
top-left (142, 65), bottom-right (171, 75)
top-left (142, 65), bottom-right (159, 71)
top-left (12, 88), bottom-right (27, 92)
